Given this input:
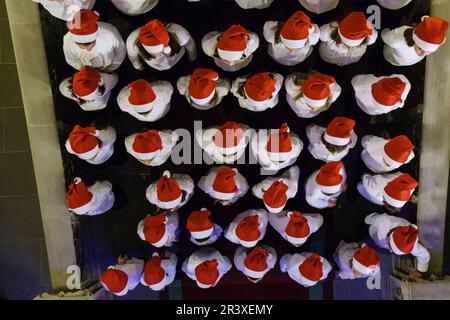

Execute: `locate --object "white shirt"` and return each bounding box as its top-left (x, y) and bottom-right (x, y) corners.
top-left (63, 22), bottom-right (126, 72)
top-left (59, 72), bottom-right (118, 111)
top-left (71, 180), bottom-right (115, 216)
top-left (202, 31), bottom-right (260, 72)
top-left (365, 212), bottom-right (430, 272)
top-left (305, 167), bottom-right (347, 209)
top-left (263, 21), bottom-right (320, 66)
top-left (280, 252), bottom-right (332, 287)
top-left (361, 135), bottom-right (414, 173)
top-left (146, 174), bottom-right (194, 210)
top-left (111, 0), bottom-right (159, 16)
top-left (352, 74), bottom-right (411, 115)
top-left (32, 0), bottom-right (95, 21)
top-left (140, 253), bottom-right (178, 289)
top-left (125, 130), bottom-right (178, 166)
top-left (137, 212), bottom-right (179, 248)
top-left (224, 209), bottom-right (268, 247)
top-left (319, 22), bottom-right (378, 66)
top-left (231, 73), bottom-right (284, 112)
top-left (234, 0), bottom-right (274, 9)
top-left (177, 75), bottom-right (230, 110)
top-left (190, 224), bottom-right (223, 246)
top-left (285, 73), bottom-right (341, 118)
top-left (306, 124), bottom-right (357, 162)
top-left (381, 26), bottom-right (423, 66)
top-left (376, 0), bottom-right (412, 10)
top-left (117, 81), bottom-right (173, 122)
top-left (298, 0), bottom-right (339, 14)
top-left (357, 172), bottom-right (402, 206)
top-left (102, 258), bottom-right (144, 296)
top-left (233, 245), bottom-right (277, 278)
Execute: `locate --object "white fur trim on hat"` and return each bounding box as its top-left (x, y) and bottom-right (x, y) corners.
top-left (70, 30), bottom-right (99, 44)
top-left (238, 238), bottom-right (259, 248)
top-left (244, 86), bottom-right (272, 108)
top-left (389, 229), bottom-right (418, 255)
top-left (133, 149), bottom-right (161, 161)
top-left (214, 133), bottom-right (246, 156)
top-left (128, 93), bottom-right (156, 114)
top-left (71, 143), bottom-right (100, 160)
top-left (210, 189), bottom-right (236, 201)
top-left (318, 183), bottom-right (341, 194)
top-left (150, 228), bottom-right (169, 248)
top-left (382, 149), bottom-right (404, 168)
top-left (264, 201), bottom-right (286, 214)
top-left (303, 95), bottom-right (328, 108)
top-left (382, 189), bottom-right (410, 208)
top-left (147, 274), bottom-right (168, 291)
top-left (281, 36), bottom-right (307, 49)
top-left (352, 258), bottom-right (378, 275)
top-left (218, 48), bottom-right (244, 61)
top-left (243, 267), bottom-right (267, 279)
top-left (323, 132), bottom-right (350, 146)
top-left (267, 149), bottom-right (293, 162)
top-left (143, 44), bottom-right (171, 55)
top-left (157, 194), bottom-right (182, 209)
top-left (413, 31), bottom-right (443, 53)
top-left (76, 86), bottom-right (100, 101)
top-left (297, 271), bottom-right (319, 287)
top-left (191, 227), bottom-right (214, 240)
top-left (285, 234), bottom-right (308, 245)
top-left (191, 89), bottom-right (215, 106)
top-left (196, 280), bottom-right (213, 289)
top-left (338, 28), bottom-right (365, 47)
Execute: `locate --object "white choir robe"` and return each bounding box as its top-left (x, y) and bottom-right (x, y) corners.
top-left (234, 0), bottom-right (274, 9)
top-left (102, 258), bottom-right (144, 296)
top-left (177, 75), bottom-right (230, 110)
top-left (334, 241), bottom-right (380, 280)
top-left (381, 27), bottom-right (423, 66)
top-left (352, 74), bottom-right (411, 115)
top-left (263, 21), bottom-right (320, 66)
top-left (146, 174), bottom-right (194, 210)
top-left (234, 245), bottom-right (277, 278)
top-left (190, 224), bottom-right (223, 246)
top-left (32, 0), bottom-right (95, 21)
top-left (65, 126), bottom-right (116, 165)
top-left (137, 212), bottom-right (180, 247)
top-left (361, 135), bottom-right (414, 174)
top-left (280, 253), bottom-right (332, 287)
top-left (195, 124), bottom-right (254, 164)
top-left (357, 172), bottom-right (402, 206)
top-left (285, 74), bottom-right (341, 118)
top-left (202, 31), bottom-right (260, 72)
top-left (63, 22), bottom-right (126, 72)
top-left (125, 130), bottom-right (178, 166)
top-left (111, 0), bottom-right (159, 16)
top-left (71, 180), bottom-right (115, 216)
top-left (319, 22), bottom-right (378, 66)
top-left (59, 72), bottom-right (119, 111)
top-left (182, 247), bottom-right (232, 288)
top-left (127, 23), bottom-right (197, 71)
top-left (231, 73), bottom-right (284, 112)
top-left (376, 0), bottom-right (412, 10)
top-left (305, 166), bottom-right (347, 209)
top-left (198, 166), bottom-right (249, 204)
top-left (117, 81), bottom-right (173, 122)
top-left (268, 211), bottom-right (323, 246)
top-left (298, 0), bottom-right (339, 14)
top-left (224, 209), bottom-right (269, 246)
top-left (365, 212), bottom-right (430, 272)
top-left (140, 253), bottom-right (177, 289)
top-left (306, 124), bottom-right (357, 162)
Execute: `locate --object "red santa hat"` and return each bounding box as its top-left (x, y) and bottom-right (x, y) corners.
top-left (72, 67), bottom-right (101, 100)
top-left (188, 68), bottom-right (219, 105)
top-left (383, 173), bottom-right (418, 208)
top-left (263, 180), bottom-right (289, 213)
top-left (243, 246), bottom-right (269, 279)
top-left (211, 167), bottom-right (238, 201)
top-left (298, 253), bottom-right (323, 286)
top-left (143, 253), bottom-right (167, 291)
top-left (187, 208), bottom-right (215, 240)
top-left (66, 177), bottom-right (93, 215)
top-left (217, 24), bottom-right (250, 61)
top-left (143, 213), bottom-right (169, 247)
top-left (69, 9), bottom-right (99, 44)
top-left (280, 11), bottom-right (313, 49)
top-left (324, 116), bottom-right (356, 146)
top-left (285, 211), bottom-right (310, 245)
top-left (244, 72), bottom-right (277, 108)
top-left (139, 19), bottom-right (171, 55)
top-left (338, 12), bottom-right (374, 47)
top-left (195, 259), bottom-right (219, 289)
top-left (67, 125), bottom-right (99, 160)
top-left (383, 135), bottom-right (415, 167)
top-left (212, 122), bottom-right (245, 155)
top-left (352, 244), bottom-right (381, 276)
top-left (132, 130), bottom-right (163, 160)
top-left (236, 215), bottom-right (261, 248)
top-left (301, 73), bottom-right (336, 108)
top-left (316, 161), bottom-right (344, 194)
top-left (266, 123), bottom-right (293, 161)
top-left (371, 77), bottom-right (407, 108)
top-left (413, 16), bottom-right (448, 52)
top-left (128, 79), bottom-right (157, 113)
top-left (389, 225), bottom-right (419, 255)
top-left (100, 268), bottom-right (128, 294)
top-left (156, 171), bottom-right (183, 209)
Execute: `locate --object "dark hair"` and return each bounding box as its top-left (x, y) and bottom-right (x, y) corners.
top-left (383, 201), bottom-right (401, 213)
top-left (404, 27), bottom-right (415, 47)
top-left (273, 21), bottom-right (285, 44)
top-left (136, 23), bottom-right (182, 62)
top-left (321, 134), bottom-right (347, 154)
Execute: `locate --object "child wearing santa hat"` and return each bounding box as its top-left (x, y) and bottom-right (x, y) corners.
top-left (298, 0), bottom-right (339, 14)
top-left (252, 165), bottom-right (300, 214)
top-left (140, 251), bottom-right (177, 292)
top-left (65, 124), bottom-right (116, 165)
top-left (306, 116), bottom-right (357, 162)
top-left (186, 208), bottom-right (223, 246)
top-left (319, 12), bottom-right (378, 66)
top-left (64, 9), bottom-right (126, 72)
top-left (280, 252), bottom-right (332, 287)
top-left (263, 11), bottom-right (320, 66)
top-left (198, 166), bottom-right (249, 206)
top-left (334, 242), bottom-right (381, 280)
top-left (376, 0), bottom-right (412, 10)
top-left (137, 211), bottom-right (179, 248)
top-left (202, 24), bottom-right (259, 72)
top-left (285, 72), bottom-right (341, 118)
top-left (111, 0), bottom-right (159, 16)
top-left (224, 209), bottom-right (268, 248)
top-left (361, 135), bottom-right (415, 174)
top-left (231, 72), bottom-right (284, 112)
top-left (234, 245), bottom-right (277, 283)
top-left (100, 254), bottom-right (144, 296)
top-left (33, 0), bottom-right (95, 22)
top-left (234, 0), bottom-right (274, 9)
top-left (66, 177), bottom-right (114, 216)
top-left (177, 68), bottom-right (230, 110)
top-left (382, 16), bottom-right (448, 66)
top-left (182, 247), bottom-right (232, 289)
top-left (127, 19), bottom-right (197, 71)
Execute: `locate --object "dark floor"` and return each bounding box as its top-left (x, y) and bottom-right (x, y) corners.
top-left (38, 0), bottom-right (429, 300)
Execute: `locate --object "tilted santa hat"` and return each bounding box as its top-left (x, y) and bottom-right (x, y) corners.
top-left (383, 135), bottom-right (415, 167)
top-left (69, 9), bottom-right (99, 44)
top-left (383, 173), bottom-right (418, 208)
top-left (298, 253), bottom-right (323, 286)
top-left (244, 72), bottom-right (277, 108)
top-left (143, 213), bottom-right (169, 248)
top-left (67, 125), bottom-right (99, 160)
top-left (280, 11), bottom-right (314, 49)
top-left (352, 244), bottom-right (381, 276)
top-left (338, 12), bottom-right (374, 47)
top-left (413, 16), bottom-right (448, 52)
top-left (371, 77), bottom-right (407, 108)
top-left (211, 167), bottom-right (238, 201)
top-left (72, 67), bottom-right (101, 101)
top-left (143, 253), bottom-right (167, 291)
top-left (316, 161), bottom-right (344, 194)
top-left (188, 68), bottom-right (219, 105)
top-left (301, 73), bottom-right (336, 108)
top-left (195, 259), bottom-right (219, 289)
top-left (243, 246), bottom-right (269, 279)
top-left (263, 180), bottom-right (289, 213)
top-left (66, 177), bottom-right (93, 215)
top-left (128, 79), bottom-right (157, 113)
top-left (217, 24), bottom-right (250, 61)
top-left (389, 225), bottom-right (419, 255)
top-left (285, 211), bottom-right (310, 245)
top-left (236, 215), bottom-right (261, 248)
top-left (324, 116), bottom-right (356, 146)
top-left (212, 122), bottom-right (245, 155)
top-left (139, 19), bottom-right (172, 55)
top-left (187, 208), bottom-right (215, 240)
top-left (100, 268), bottom-right (128, 294)
top-left (156, 171), bottom-right (182, 209)
top-left (132, 130), bottom-right (163, 160)
top-left (266, 123), bottom-right (293, 161)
